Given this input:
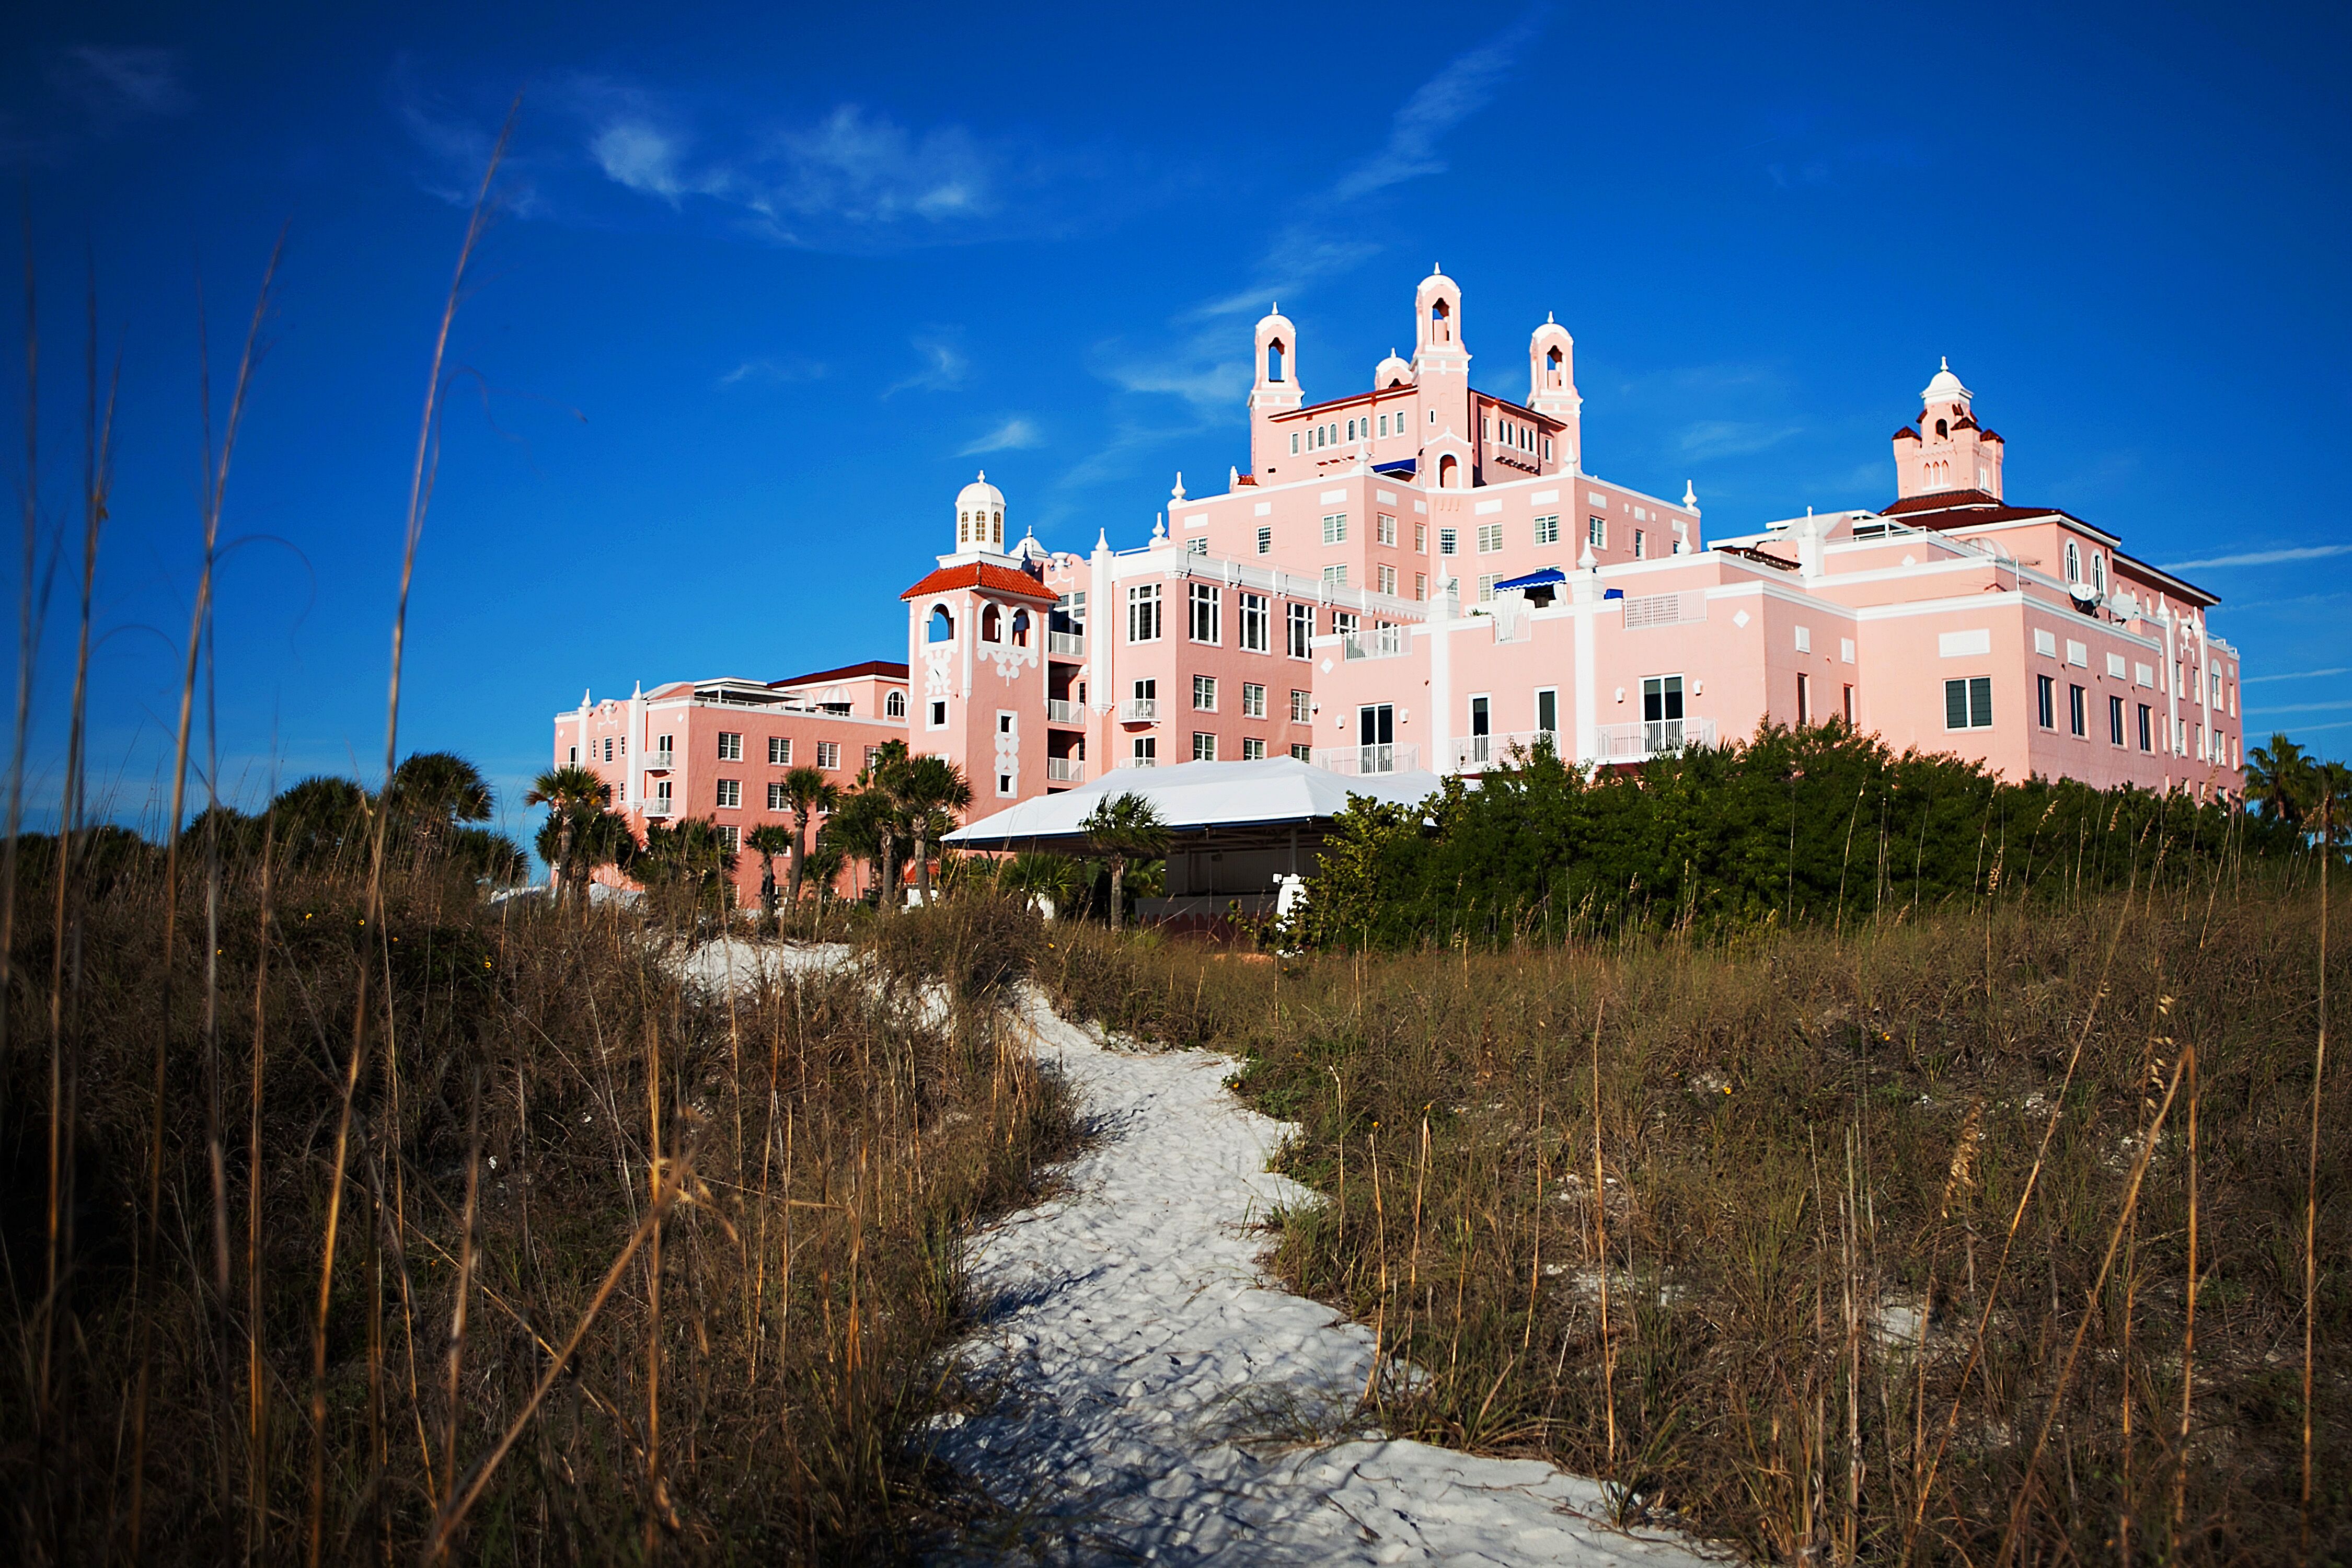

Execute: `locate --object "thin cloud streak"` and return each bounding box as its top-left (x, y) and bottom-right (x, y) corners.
top-left (1331, 11), bottom-right (1545, 201)
top-left (2241, 666), bottom-right (2350, 685)
top-left (883, 336), bottom-right (967, 398)
top-left (2163, 543), bottom-right (2352, 570)
top-left (960, 417), bottom-right (1043, 455)
top-left (2244, 699), bottom-right (2352, 717)
top-left (717, 356), bottom-right (825, 387)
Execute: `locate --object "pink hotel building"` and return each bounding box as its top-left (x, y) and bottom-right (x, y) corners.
top-left (555, 270), bottom-right (2245, 904)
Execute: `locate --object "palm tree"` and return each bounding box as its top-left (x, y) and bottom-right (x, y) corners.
top-left (2246, 733), bottom-right (2315, 826)
top-left (858, 740), bottom-right (913, 909)
top-left (778, 765), bottom-right (840, 905)
top-left (271, 776), bottom-right (373, 872)
top-left (389, 751), bottom-right (493, 831)
top-left (802, 836), bottom-right (848, 913)
top-left (745, 823), bottom-right (793, 929)
top-left (899, 753), bottom-right (973, 904)
top-left (640, 816), bottom-right (739, 921)
top-left (526, 764), bottom-right (612, 903)
top-left (1080, 790), bottom-right (1169, 933)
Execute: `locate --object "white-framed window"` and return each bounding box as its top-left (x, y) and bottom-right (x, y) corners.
top-left (997, 711), bottom-right (1015, 735)
top-left (767, 781), bottom-right (788, 810)
top-left (567, 746), bottom-right (578, 764)
top-left (929, 699), bottom-right (948, 728)
top-left (601, 738), bottom-right (612, 762)
top-left (1633, 529), bottom-right (1646, 559)
top-left (1242, 682), bottom-right (1266, 718)
top-left (1439, 527), bottom-right (1458, 556)
top-left (1132, 735), bottom-right (1157, 767)
top-left (1290, 742), bottom-right (1313, 762)
top-left (653, 779), bottom-right (672, 811)
top-left (717, 824), bottom-right (740, 853)
top-left (1242, 736), bottom-right (1266, 760)
top-left (1256, 526), bottom-right (1272, 555)
top-left (1321, 564), bottom-right (1348, 590)
top-left (1187, 537), bottom-right (1208, 557)
top-left (1477, 573), bottom-right (1498, 602)
top-left (716, 779), bottom-right (742, 809)
top-left (1287, 602), bottom-right (1314, 658)
top-left (2092, 552), bottom-right (2107, 592)
top-left (1322, 513), bottom-right (1347, 545)
top-left (1285, 690), bottom-right (1310, 727)
top-left (884, 690), bottom-right (906, 719)
top-left (2037, 674), bottom-right (2057, 729)
top-left (717, 731), bottom-right (743, 761)
top-left (1543, 437), bottom-right (1552, 461)
top-left (1415, 521), bottom-right (1427, 553)
top-left (1477, 523), bottom-right (1503, 554)
top-left (1193, 674), bottom-right (1217, 711)
top-left (816, 741), bottom-right (841, 770)
top-left (2066, 540), bottom-right (2082, 582)
top-left (1377, 513), bottom-right (1398, 546)
top-left (1534, 514), bottom-right (1559, 545)
top-left (768, 735), bottom-right (791, 764)
top-left (864, 745), bottom-right (881, 770)
top-left (1189, 582), bottom-right (1220, 644)
top-left (1587, 516), bottom-right (1607, 549)
top-left (1331, 610), bottom-right (1358, 637)
top-left (1127, 583), bottom-right (1162, 642)
top-left (1193, 731), bottom-right (1218, 762)
top-left (1415, 573), bottom-right (1427, 600)
top-left (1290, 431), bottom-right (1300, 455)
top-left (1945, 676), bottom-right (1994, 730)
top-left (1238, 591), bottom-right (1270, 652)
top-left (1377, 563), bottom-right (1398, 595)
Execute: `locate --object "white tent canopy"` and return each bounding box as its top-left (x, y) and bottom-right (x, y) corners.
top-left (942, 757), bottom-right (1443, 852)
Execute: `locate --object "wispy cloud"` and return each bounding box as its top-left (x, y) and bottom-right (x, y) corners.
top-left (51, 47), bottom-right (192, 120)
top-left (2242, 666), bottom-right (2351, 685)
top-left (1678, 420), bottom-right (1802, 460)
top-left (960, 417), bottom-right (1042, 456)
top-left (1332, 13), bottom-right (1544, 202)
top-left (883, 335), bottom-right (968, 398)
top-left (717, 356), bottom-right (824, 388)
top-left (2162, 543), bottom-right (2352, 571)
top-left (2245, 699), bottom-right (2352, 717)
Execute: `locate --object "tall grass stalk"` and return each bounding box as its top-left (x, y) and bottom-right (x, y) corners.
top-left (2306, 794), bottom-right (2330, 1555)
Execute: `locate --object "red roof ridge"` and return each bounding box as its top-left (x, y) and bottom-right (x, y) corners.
top-left (771, 659), bottom-right (908, 688)
top-left (899, 561), bottom-right (1060, 604)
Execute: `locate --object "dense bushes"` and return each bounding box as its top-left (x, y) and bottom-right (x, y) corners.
top-left (1301, 724), bottom-right (2295, 948)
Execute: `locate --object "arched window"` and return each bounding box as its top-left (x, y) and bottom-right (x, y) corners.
top-left (1011, 608), bottom-right (1031, 646)
top-left (2066, 541), bottom-right (2081, 582)
top-left (884, 690), bottom-right (907, 718)
top-left (1547, 346), bottom-right (1563, 386)
top-left (959, 512), bottom-right (971, 545)
top-left (1935, 418), bottom-right (1949, 438)
top-left (1431, 298), bottom-right (1451, 342)
top-left (928, 606), bottom-right (954, 643)
top-left (1267, 339), bottom-right (1286, 383)
top-left (2092, 552), bottom-right (2106, 592)
top-left (981, 604), bottom-right (1002, 642)
top-left (1438, 453), bottom-right (1460, 488)
top-left (993, 511), bottom-right (1002, 546)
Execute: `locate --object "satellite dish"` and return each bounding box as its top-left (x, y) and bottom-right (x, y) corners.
top-left (2069, 582), bottom-right (2101, 607)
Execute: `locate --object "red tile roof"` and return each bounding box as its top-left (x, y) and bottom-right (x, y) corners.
top-left (899, 561), bottom-right (1060, 604)
top-left (770, 659), bottom-right (909, 688)
top-left (1893, 425), bottom-right (1921, 441)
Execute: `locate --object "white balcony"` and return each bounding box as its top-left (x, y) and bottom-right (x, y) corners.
top-left (1448, 730), bottom-right (1560, 773)
top-left (1046, 756), bottom-right (1085, 783)
top-left (1119, 698), bottom-right (1159, 722)
top-left (643, 750), bottom-right (674, 770)
top-left (1341, 625), bottom-right (1409, 661)
top-left (1046, 630), bottom-right (1086, 657)
top-left (1313, 743), bottom-right (1420, 777)
top-left (1046, 698), bottom-right (1085, 725)
top-left (643, 795), bottom-right (677, 818)
top-left (1594, 716), bottom-right (1716, 762)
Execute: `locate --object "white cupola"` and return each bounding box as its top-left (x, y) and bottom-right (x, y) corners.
top-left (1374, 348), bottom-right (1414, 389)
top-left (955, 471), bottom-right (1006, 552)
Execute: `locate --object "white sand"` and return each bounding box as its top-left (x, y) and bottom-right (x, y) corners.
top-left (928, 990), bottom-right (1719, 1565)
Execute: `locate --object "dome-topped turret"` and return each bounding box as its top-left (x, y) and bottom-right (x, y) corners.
top-left (1921, 356), bottom-right (1971, 409)
top-left (955, 471), bottom-right (1005, 553)
top-left (1375, 349), bottom-right (1414, 389)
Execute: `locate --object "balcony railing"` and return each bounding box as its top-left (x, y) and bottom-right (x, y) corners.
top-left (1594, 716), bottom-right (1716, 762)
top-left (1119, 698), bottom-right (1159, 722)
top-left (643, 795), bottom-right (677, 818)
top-left (1313, 743), bottom-right (1420, 777)
top-left (1046, 630), bottom-right (1086, 657)
top-left (1046, 698), bottom-right (1085, 725)
top-left (1448, 730), bottom-right (1560, 773)
top-left (643, 750), bottom-right (674, 771)
top-left (1046, 756), bottom-right (1085, 783)
top-left (1341, 625), bottom-right (1409, 661)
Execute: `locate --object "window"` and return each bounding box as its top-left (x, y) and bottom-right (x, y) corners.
top-left (1415, 522), bottom-right (1427, 554)
top-left (1242, 737), bottom-right (1266, 760)
top-left (1377, 563), bottom-right (1398, 595)
top-left (1290, 743), bottom-right (1313, 762)
top-left (2069, 684), bottom-right (2087, 737)
top-left (1189, 582), bottom-right (1220, 644)
top-left (1415, 573), bottom-right (1428, 601)
top-left (2108, 694), bottom-right (2126, 746)
top-left (1256, 526), bottom-right (1272, 555)
top-left (1321, 564), bottom-right (1349, 590)
top-left (884, 690), bottom-right (906, 719)
top-left (929, 699), bottom-right (948, 728)
top-left (1946, 676), bottom-right (1994, 730)
top-left (567, 746), bottom-right (578, 764)
top-left (1633, 530), bottom-right (1646, 559)
top-left (816, 741), bottom-right (841, 770)
top-left (1290, 431), bottom-right (1300, 455)
top-left (1238, 591), bottom-right (1270, 652)
top-left (1287, 602), bottom-right (1314, 658)
top-left (618, 737), bottom-right (626, 757)
top-left (1186, 537), bottom-right (1208, 557)
top-left (1795, 626), bottom-right (1812, 654)
top-left (1543, 438), bottom-right (1552, 461)
top-left (1536, 688), bottom-right (1558, 736)
top-left (718, 731), bottom-right (743, 761)
top-left (1193, 674), bottom-right (1217, 711)
top-left (997, 712), bottom-right (1014, 735)
top-left (717, 824), bottom-right (739, 854)
top-left (981, 604), bottom-right (1002, 642)
top-left (768, 736), bottom-right (791, 764)
top-left (1291, 689), bottom-right (1313, 723)
top-left (1132, 736), bottom-right (1157, 767)
top-left (998, 772), bottom-right (1014, 797)
top-left (1331, 610), bottom-right (1358, 638)
top-left (1438, 527), bottom-right (1458, 556)
top-left (1322, 513), bottom-right (1347, 545)
top-left (865, 746), bottom-right (881, 769)
top-left (767, 781), bottom-right (788, 810)
top-left (2037, 675), bottom-right (2056, 729)
top-left (1477, 523), bottom-right (1503, 554)
top-left (653, 780), bottom-right (672, 811)
top-left (716, 779), bottom-right (742, 809)
top-left (2138, 704), bottom-right (2153, 752)
top-left (928, 606), bottom-right (953, 643)
top-left (603, 738), bottom-right (613, 762)
top-left (1377, 513), bottom-right (1398, 546)
top-left (1797, 672), bottom-right (1812, 725)
top-left (1534, 514), bottom-right (1559, 545)
top-left (1587, 516), bottom-right (1607, 549)
top-left (1133, 677), bottom-right (1156, 705)
top-left (1477, 573), bottom-right (1498, 602)
top-left (1842, 684), bottom-right (1855, 724)
top-left (2066, 540), bottom-right (2082, 582)
top-left (1242, 682), bottom-right (1267, 718)
top-left (1643, 676), bottom-right (1685, 744)
top-left (2092, 552), bottom-right (2106, 592)
top-left (1127, 583), bottom-right (1162, 642)
top-left (1193, 732), bottom-right (1218, 762)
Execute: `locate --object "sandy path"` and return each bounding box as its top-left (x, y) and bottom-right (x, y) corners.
top-left (929, 990), bottom-right (1717, 1566)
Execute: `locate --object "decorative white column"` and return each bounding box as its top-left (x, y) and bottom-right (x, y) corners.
top-left (1572, 548), bottom-right (1601, 765)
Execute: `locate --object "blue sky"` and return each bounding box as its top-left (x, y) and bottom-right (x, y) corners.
top-left (6, 0), bottom-right (2349, 846)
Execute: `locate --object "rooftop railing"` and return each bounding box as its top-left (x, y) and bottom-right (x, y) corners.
top-left (1312, 742), bottom-right (1419, 777)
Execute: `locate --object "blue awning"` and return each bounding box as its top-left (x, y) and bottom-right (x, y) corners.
top-left (1494, 566), bottom-right (1566, 592)
top-left (1371, 458), bottom-right (1419, 478)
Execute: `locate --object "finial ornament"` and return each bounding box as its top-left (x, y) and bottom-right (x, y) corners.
top-left (1940, 355), bottom-right (1949, 372)
top-left (1548, 310), bottom-right (1555, 324)
top-left (1433, 261), bottom-right (1440, 274)
top-left (1151, 512), bottom-right (1166, 543)
top-left (1171, 471), bottom-right (1186, 502)
top-left (1579, 544), bottom-right (1598, 571)
top-left (1682, 480), bottom-right (1698, 512)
